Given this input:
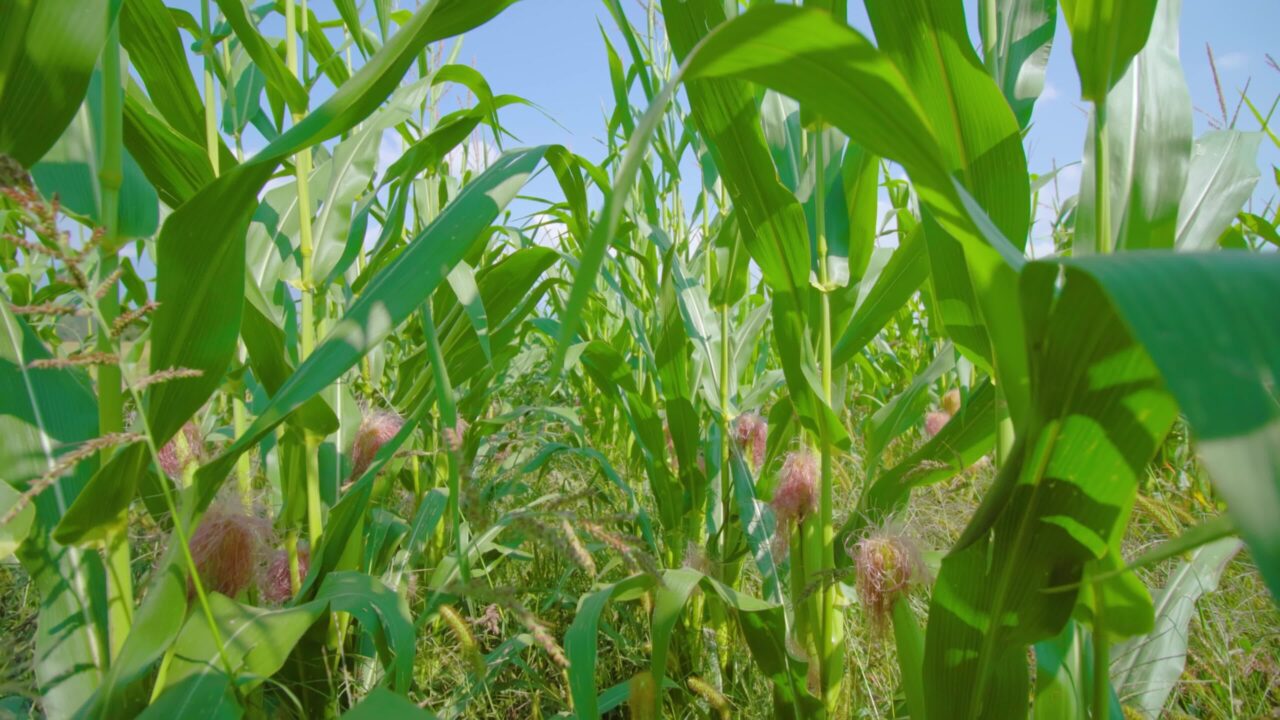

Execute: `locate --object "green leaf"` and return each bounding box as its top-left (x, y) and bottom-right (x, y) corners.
top-left (1054, 254), bottom-right (1280, 601)
top-left (710, 213), bottom-right (749, 308)
top-left (240, 278), bottom-right (338, 434)
top-left (841, 141), bottom-right (879, 285)
top-left (332, 0), bottom-right (373, 58)
top-left (69, 3), bottom-right (525, 714)
top-left (1076, 0), bottom-right (1190, 253)
top-left (1033, 621), bottom-right (1124, 720)
top-left (1238, 212), bottom-right (1280, 248)
top-left (213, 0), bottom-right (307, 114)
top-left (343, 688), bottom-right (439, 720)
top-left (566, 571), bottom-right (818, 720)
top-left (31, 72), bottom-right (160, 239)
top-left (197, 146), bottom-right (547, 507)
top-left (0, 482), bottom-right (35, 559)
top-left (832, 224), bottom-right (928, 367)
top-left (57, 0), bottom-right (522, 550)
top-left (926, 252), bottom-right (1280, 716)
top-left (120, 0), bottom-right (236, 169)
top-left (154, 572), bottom-right (416, 716)
top-left (1174, 131), bottom-right (1263, 250)
top-left (0, 0), bottom-right (112, 165)
top-left (562, 3), bottom-right (1033, 432)
top-left (864, 0), bottom-right (1031, 428)
top-left (924, 260), bottom-right (1180, 719)
top-left (445, 262), bottom-right (491, 363)
top-left (892, 599), bottom-right (927, 720)
top-left (0, 302), bottom-right (109, 718)
top-left (851, 378), bottom-right (997, 536)
top-left (1111, 538), bottom-right (1243, 718)
top-left (659, 0), bottom-right (846, 447)
top-left (1044, 515), bottom-right (1237, 593)
top-left (220, 49), bottom-right (267, 136)
top-left (1060, 0), bottom-right (1159, 102)
top-left (160, 595), bottom-right (322, 710)
top-left (730, 447), bottom-right (785, 604)
top-left (865, 345), bottom-right (954, 465)
top-left (565, 574), bottom-right (655, 719)
top-left (314, 572), bottom-right (417, 689)
top-left (649, 568), bottom-right (702, 706)
top-left (310, 77), bottom-right (433, 285)
top-left (121, 85), bottom-right (215, 207)
top-left (136, 675), bottom-right (238, 720)
top-left (980, 0), bottom-right (1057, 128)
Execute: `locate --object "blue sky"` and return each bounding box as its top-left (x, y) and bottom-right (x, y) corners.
top-left (459, 1), bottom-right (1279, 244)
top-left (172, 1), bottom-right (1279, 247)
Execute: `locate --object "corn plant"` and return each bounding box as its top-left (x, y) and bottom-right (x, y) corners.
top-left (0, 0), bottom-right (1277, 718)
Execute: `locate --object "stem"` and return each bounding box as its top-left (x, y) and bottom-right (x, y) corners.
top-left (286, 0), bottom-right (322, 548)
top-left (1094, 101), bottom-right (1112, 254)
top-left (1093, 603), bottom-right (1110, 719)
top-left (201, 0), bottom-right (219, 175)
top-left (422, 298), bottom-right (467, 581)
top-left (719, 306), bottom-right (731, 552)
top-left (98, 17), bottom-right (133, 661)
top-left (815, 127), bottom-right (842, 714)
top-left (981, 0), bottom-right (998, 72)
top-left (206, 4), bottom-right (254, 505)
top-left (995, 385), bottom-right (1015, 466)
top-left (300, 0), bottom-right (311, 84)
top-left (713, 199), bottom-right (737, 680)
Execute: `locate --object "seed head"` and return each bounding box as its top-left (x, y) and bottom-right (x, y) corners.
top-left (350, 410), bottom-right (404, 481)
top-left (186, 498), bottom-right (273, 599)
top-left (687, 676), bottom-right (732, 720)
top-left (734, 412), bottom-right (768, 468)
top-left (940, 388), bottom-right (962, 416)
top-left (629, 671), bottom-right (658, 720)
top-left (0, 155), bottom-right (32, 190)
top-left (850, 528), bottom-right (923, 633)
top-left (262, 546), bottom-right (310, 605)
top-left (772, 449), bottom-right (819, 524)
top-left (923, 411), bottom-right (950, 438)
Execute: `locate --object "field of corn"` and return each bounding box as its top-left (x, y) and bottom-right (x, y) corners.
top-left (1, 0), bottom-right (1278, 718)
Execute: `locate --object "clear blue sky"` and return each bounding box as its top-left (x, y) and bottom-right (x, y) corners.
top-left (460, 1), bottom-right (1279, 241)
top-left (172, 1), bottom-right (1280, 245)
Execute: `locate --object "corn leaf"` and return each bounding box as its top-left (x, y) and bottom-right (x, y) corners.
top-left (0, 303), bottom-right (109, 719)
top-left (1061, 0), bottom-right (1159, 102)
top-left (980, 0), bottom-right (1057, 128)
top-left (1111, 538), bottom-right (1243, 718)
top-left (1076, 0), bottom-right (1191, 253)
top-left (0, 0), bottom-right (112, 166)
top-left (1175, 131), bottom-right (1264, 251)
